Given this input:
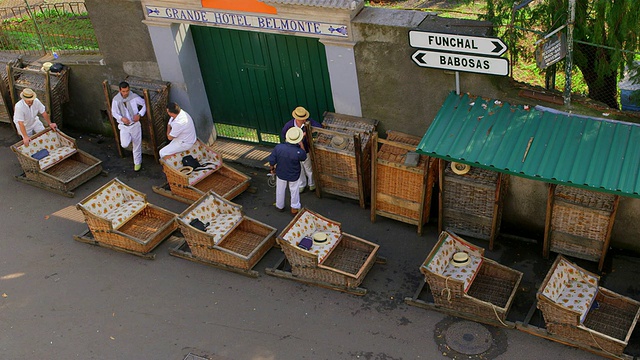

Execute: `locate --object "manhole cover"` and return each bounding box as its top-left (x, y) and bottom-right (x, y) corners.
top-left (445, 320), bottom-right (492, 354)
top-left (434, 317), bottom-right (508, 359)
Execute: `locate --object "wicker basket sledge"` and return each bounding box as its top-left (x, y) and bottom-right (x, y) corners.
top-left (544, 184), bottom-right (620, 271)
top-left (103, 76), bottom-right (171, 163)
top-left (371, 130), bottom-right (437, 235)
top-left (276, 208), bottom-right (380, 290)
top-left (175, 191), bottom-right (276, 273)
top-left (309, 112), bottom-right (378, 208)
top-left (158, 139), bottom-right (251, 203)
top-left (537, 255), bottom-right (640, 356)
top-left (76, 178), bottom-right (178, 256)
top-left (439, 160), bottom-right (508, 250)
top-left (420, 231), bottom-right (522, 325)
top-left (10, 128), bottom-right (103, 196)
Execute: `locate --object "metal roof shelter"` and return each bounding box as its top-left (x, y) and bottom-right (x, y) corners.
top-left (416, 92), bottom-right (640, 199)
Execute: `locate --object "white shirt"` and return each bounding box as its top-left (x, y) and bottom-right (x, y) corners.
top-left (14, 98), bottom-right (46, 132)
top-left (169, 110), bottom-right (197, 145)
top-left (111, 92), bottom-right (146, 125)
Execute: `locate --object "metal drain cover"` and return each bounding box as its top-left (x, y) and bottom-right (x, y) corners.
top-left (435, 316), bottom-right (508, 359)
top-left (445, 320), bottom-right (492, 354)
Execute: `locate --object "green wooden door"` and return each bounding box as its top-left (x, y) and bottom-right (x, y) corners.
top-left (192, 26), bottom-right (334, 144)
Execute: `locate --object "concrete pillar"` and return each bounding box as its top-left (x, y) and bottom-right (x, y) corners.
top-left (144, 21), bottom-right (217, 144)
top-left (320, 40), bottom-right (362, 117)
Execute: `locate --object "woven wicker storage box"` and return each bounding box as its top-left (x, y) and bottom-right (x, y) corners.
top-left (537, 255), bottom-right (640, 356)
top-left (177, 191), bottom-right (276, 272)
top-left (544, 185), bottom-right (619, 271)
top-left (439, 160), bottom-right (508, 250)
top-left (6, 61), bottom-right (69, 128)
top-left (309, 112), bottom-right (377, 208)
top-left (77, 178), bottom-right (177, 255)
top-left (420, 231), bottom-right (522, 323)
top-left (103, 77), bottom-right (170, 163)
top-left (10, 128), bottom-right (103, 195)
top-left (371, 130), bottom-right (437, 234)
top-left (160, 139), bottom-right (251, 203)
top-left (277, 208), bottom-right (380, 289)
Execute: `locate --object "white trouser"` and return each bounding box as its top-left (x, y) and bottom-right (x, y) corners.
top-left (118, 121), bottom-right (142, 165)
top-left (159, 139), bottom-right (193, 158)
top-left (298, 155), bottom-right (314, 188)
top-left (275, 176), bottom-right (301, 210)
top-left (22, 119), bottom-right (45, 136)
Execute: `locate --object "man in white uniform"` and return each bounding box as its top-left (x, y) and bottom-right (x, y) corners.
top-left (159, 102), bottom-right (197, 158)
top-left (13, 88), bottom-right (57, 146)
top-left (111, 81), bottom-right (146, 171)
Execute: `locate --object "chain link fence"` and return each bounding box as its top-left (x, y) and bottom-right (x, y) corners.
top-left (0, 1), bottom-right (98, 56)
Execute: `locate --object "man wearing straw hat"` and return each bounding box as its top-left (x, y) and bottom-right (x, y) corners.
top-left (280, 106), bottom-right (322, 193)
top-left (13, 88), bottom-right (57, 146)
top-left (268, 127), bottom-right (307, 214)
top-left (111, 81), bottom-right (146, 172)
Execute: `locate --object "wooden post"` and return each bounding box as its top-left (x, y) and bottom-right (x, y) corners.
top-left (306, 121), bottom-right (321, 198)
top-left (438, 158), bottom-right (444, 235)
top-left (417, 154), bottom-right (429, 235)
top-left (6, 63), bottom-right (17, 133)
top-left (488, 173), bottom-right (503, 250)
top-left (370, 132), bottom-right (378, 223)
top-left (353, 133), bottom-right (365, 208)
top-left (543, 184), bottom-right (557, 259)
top-left (102, 80), bottom-right (124, 158)
top-left (143, 88), bottom-right (160, 163)
top-left (44, 70), bottom-right (52, 124)
top-left (599, 195), bottom-right (620, 271)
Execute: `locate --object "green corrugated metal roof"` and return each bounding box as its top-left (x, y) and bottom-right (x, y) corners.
top-left (417, 91), bottom-right (640, 198)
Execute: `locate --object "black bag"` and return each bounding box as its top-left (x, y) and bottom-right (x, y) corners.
top-left (50, 63), bottom-right (64, 73)
top-left (31, 149), bottom-right (49, 160)
top-left (181, 155), bottom-right (214, 171)
top-left (189, 218), bottom-right (209, 232)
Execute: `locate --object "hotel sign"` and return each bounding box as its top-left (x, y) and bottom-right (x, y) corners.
top-left (144, 5), bottom-right (349, 38)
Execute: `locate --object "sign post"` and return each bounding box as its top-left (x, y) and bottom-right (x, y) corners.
top-left (409, 31), bottom-right (508, 56)
top-left (535, 31), bottom-right (567, 69)
top-left (411, 50), bottom-right (509, 76)
top-left (408, 30), bottom-right (509, 76)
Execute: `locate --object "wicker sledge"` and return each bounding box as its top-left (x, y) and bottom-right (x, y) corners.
top-left (536, 255), bottom-right (640, 356)
top-left (309, 112), bottom-right (377, 208)
top-left (76, 178), bottom-right (177, 258)
top-left (417, 231), bottom-right (522, 327)
top-left (11, 128), bottom-right (103, 197)
top-left (173, 191), bottom-right (276, 277)
top-left (267, 208), bottom-right (381, 295)
top-left (155, 139), bottom-right (251, 203)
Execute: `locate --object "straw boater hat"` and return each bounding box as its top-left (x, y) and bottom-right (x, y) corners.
top-left (285, 126), bottom-right (304, 144)
top-left (452, 251), bottom-right (470, 267)
top-left (312, 232), bottom-right (328, 244)
top-left (330, 135), bottom-right (348, 150)
top-left (20, 88), bottom-right (37, 100)
top-left (41, 62), bottom-right (53, 73)
top-left (451, 162), bottom-right (471, 175)
top-left (292, 106), bottom-right (310, 121)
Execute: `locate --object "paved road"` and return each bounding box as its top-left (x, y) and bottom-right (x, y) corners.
top-left (0, 123), bottom-right (606, 359)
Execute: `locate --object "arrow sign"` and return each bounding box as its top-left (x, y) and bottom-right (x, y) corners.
top-left (409, 30), bottom-right (508, 57)
top-left (412, 50), bottom-right (509, 76)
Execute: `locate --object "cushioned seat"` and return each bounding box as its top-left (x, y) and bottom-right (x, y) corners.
top-left (180, 193), bottom-right (242, 244)
top-left (281, 210), bottom-right (342, 263)
top-left (161, 140), bottom-right (222, 186)
top-left (14, 128), bottom-right (77, 170)
top-left (423, 232), bottom-right (483, 292)
top-left (540, 257), bottom-right (598, 323)
top-left (78, 178), bottom-right (146, 229)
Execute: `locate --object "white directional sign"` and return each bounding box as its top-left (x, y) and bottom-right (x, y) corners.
top-left (409, 30), bottom-right (508, 56)
top-left (411, 50), bottom-right (509, 76)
